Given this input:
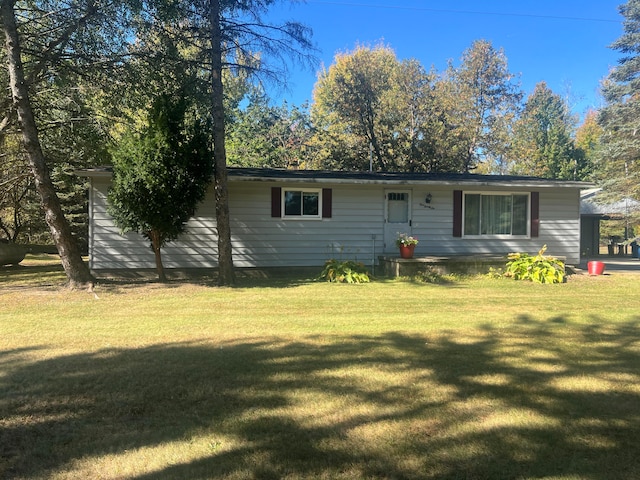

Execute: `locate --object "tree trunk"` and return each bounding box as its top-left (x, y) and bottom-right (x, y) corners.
top-left (209, 0), bottom-right (235, 286)
top-left (1, 0), bottom-right (94, 289)
top-left (149, 230), bottom-right (166, 282)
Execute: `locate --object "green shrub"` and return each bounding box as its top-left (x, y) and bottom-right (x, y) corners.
top-left (412, 268), bottom-right (456, 284)
top-left (318, 259), bottom-right (371, 283)
top-left (486, 266), bottom-right (504, 279)
top-left (504, 245), bottom-right (565, 284)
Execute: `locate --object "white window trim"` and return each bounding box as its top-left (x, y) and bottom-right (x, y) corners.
top-left (282, 187), bottom-right (323, 220)
top-left (462, 191), bottom-right (531, 239)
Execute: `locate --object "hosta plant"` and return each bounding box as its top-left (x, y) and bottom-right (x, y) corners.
top-left (318, 259), bottom-right (371, 283)
top-left (504, 245), bottom-right (565, 284)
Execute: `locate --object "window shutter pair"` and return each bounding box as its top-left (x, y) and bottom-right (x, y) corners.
top-left (271, 187), bottom-right (332, 218)
top-left (452, 190), bottom-right (539, 237)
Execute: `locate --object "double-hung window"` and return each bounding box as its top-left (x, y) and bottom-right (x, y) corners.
top-left (464, 193), bottom-right (529, 237)
top-left (283, 188), bottom-right (321, 219)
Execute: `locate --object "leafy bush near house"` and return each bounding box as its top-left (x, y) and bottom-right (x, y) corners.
top-left (318, 259), bottom-right (371, 283)
top-left (504, 245), bottom-right (565, 284)
top-left (486, 266), bottom-right (504, 279)
top-left (412, 268), bottom-right (457, 284)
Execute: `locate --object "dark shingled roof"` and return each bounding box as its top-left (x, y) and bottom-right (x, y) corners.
top-left (227, 167), bottom-right (592, 188)
top-left (77, 166), bottom-right (592, 188)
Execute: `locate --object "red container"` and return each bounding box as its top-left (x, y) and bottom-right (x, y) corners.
top-left (587, 261), bottom-right (606, 275)
top-left (399, 244), bottom-right (416, 259)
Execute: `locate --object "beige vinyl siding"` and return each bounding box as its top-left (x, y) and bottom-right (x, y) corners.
top-left (88, 177), bottom-right (582, 270)
top-left (409, 186), bottom-right (580, 263)
top-left (230, 183), bottom-right (384, 268)
top-left (537, 188), bottom-right (581, 263)
top-left (89, 177), bottom-right (219, 270)
top-left (89, 179), bottom-right (387, 270)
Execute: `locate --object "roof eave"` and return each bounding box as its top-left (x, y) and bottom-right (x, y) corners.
top-left (76, 166), bottom-right (594, 188)
top-left (229, 174), bottom-right (593, 189)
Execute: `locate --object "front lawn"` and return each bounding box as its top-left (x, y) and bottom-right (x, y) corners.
top-left (1, 257), bottom-right (639, 479)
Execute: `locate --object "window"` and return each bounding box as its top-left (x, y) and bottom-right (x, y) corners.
top-left (387, 192), bottom-right (409, 223)
top-left (283, 189), bottom-right (321, 218)
top-left (463, 193), bottom-right (530, 236)
top-left (271, 187), bottom-right (332, 219)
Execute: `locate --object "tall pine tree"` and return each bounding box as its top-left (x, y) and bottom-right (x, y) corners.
top-left (598, 0), bottom-right (640, 202)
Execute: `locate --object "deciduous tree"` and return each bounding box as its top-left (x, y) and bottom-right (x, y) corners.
top-left (575, 109), bottom-right (602, 180)
top-left (444, 40), bottom-right (522, 172)
top-left (387, 60), bottom-right (443, 172)
top-left (311, 41), bottom-right (521, 174)
top-left (311, 44), bottom-right (446, 172)
top-left (312, 43), bottom-right (398, 171)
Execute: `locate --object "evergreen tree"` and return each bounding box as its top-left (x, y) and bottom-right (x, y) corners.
top-left (108, 94), bottom-right (213, 282)
top-left (0, 0), bottom-right (107, 288)
top-left (511, 82), bottom-right (583, 179)
top-left (131, 0), bottom-right (314, 285)
top-left (597, 0), bottom-right (640, 202)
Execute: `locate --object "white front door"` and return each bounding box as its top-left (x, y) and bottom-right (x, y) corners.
top-left (383, 189), bottom-right (412, 252)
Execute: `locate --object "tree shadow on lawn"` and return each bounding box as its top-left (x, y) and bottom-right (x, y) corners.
top-left (2, 318), bottom-right (640, 479)
top-left (2, 258), bottom-right (466, 291)
top-left (0, 263), bottom-right (67, 289)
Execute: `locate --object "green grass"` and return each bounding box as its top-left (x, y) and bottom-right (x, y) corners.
top-left (1, 256), bottom-right (640, 479)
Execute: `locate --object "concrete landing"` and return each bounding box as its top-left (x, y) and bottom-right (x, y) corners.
top-left (378, 255), bottom-right (508, 277)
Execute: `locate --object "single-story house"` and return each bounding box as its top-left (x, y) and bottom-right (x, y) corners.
top-left (79, 167), bottom-right (591, 273)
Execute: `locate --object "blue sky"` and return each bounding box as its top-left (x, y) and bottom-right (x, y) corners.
top-left (264, 0), bottom-right (625, 119)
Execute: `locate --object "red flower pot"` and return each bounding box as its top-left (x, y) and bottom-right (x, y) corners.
top-left (587, 261), bottom-right (605, 275)
top-left (399, 244), bottom-right (415, 259)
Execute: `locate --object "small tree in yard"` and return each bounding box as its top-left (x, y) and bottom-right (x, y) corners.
top-left (108, 94), bottom-right (213, 281)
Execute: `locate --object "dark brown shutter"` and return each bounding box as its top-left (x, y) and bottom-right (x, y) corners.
top-left (271, 187), bottom-right (281, 217)
top-left (453, 190), bottom-right (463, 237)
top-left (530, 191), bottom-right (540, 237)
top-left (322, 188), bottom-right (332, 218)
